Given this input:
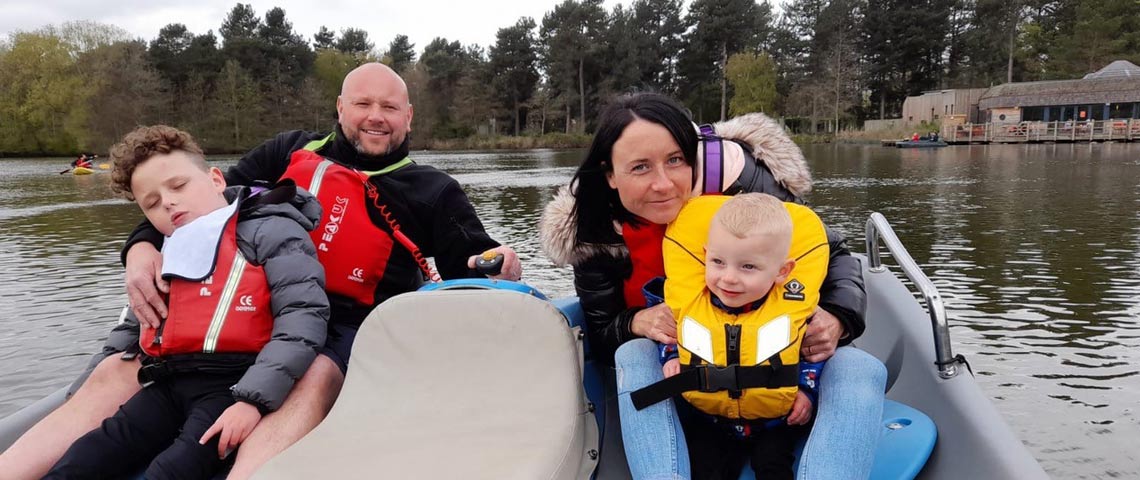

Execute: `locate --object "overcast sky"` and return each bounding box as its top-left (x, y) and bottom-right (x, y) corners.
top-left (1, 0), bottom-right (642, 53)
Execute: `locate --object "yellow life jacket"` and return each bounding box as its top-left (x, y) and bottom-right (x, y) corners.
top-left (662, 195), bottom-right (829, 420)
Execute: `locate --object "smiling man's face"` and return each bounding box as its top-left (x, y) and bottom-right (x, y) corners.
top-left (336, 63), bottom-right (414, 157)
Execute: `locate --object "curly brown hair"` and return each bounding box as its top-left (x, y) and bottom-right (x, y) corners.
top-left (110, 125), bottom-right (206, 200)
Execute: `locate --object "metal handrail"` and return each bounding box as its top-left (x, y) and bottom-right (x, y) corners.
top-left (865, 213), bottom-right (959, 379)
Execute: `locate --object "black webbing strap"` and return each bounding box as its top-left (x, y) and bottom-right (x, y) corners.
top-left (137, 354), bottom-right (255, 386)
top-left (935, 354), bottom-right (973, 375)
top-left (630, 363), bottom-right (800, 411)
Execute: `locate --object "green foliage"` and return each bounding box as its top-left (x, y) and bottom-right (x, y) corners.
top-left (956, 0), bottom-right (1024, 86)
top-left (0, 32), bottom-right (87, 154)
top-left (726, 52), bottom-right (778, 116)
top-left (79, 40), bottom-right (166, 151)
top-left (859, 0), bottom-right (954, 118)
top-left (630, 0), bottom-right (688, 93)
top-left (4, 1), bottom-right (1139, 155)
top-left (420, 38), bottom-right (483, 133)
top-left (385, 35), bottom-right (416, 74)
top-left (208, 59), bottom-right (263, 151)
top-left (490, 17), bottom-right (540, 135)
top-left (450, 49), bottom-right (496, 135)
top-left (539, 0), bottom-right (608, 132)
top-left (54, 21), bottom-right (130, 58)
top-left (335, 28), bottom-right (373, 57)
top-left (601, 5), bottom-right (641, 97)
top-left (598, 0), bottom-right (687, 101)
top-left (257, 7), bottom-right (314, 89)
top-left (148, 24), bottom-right (195, 90)
top-left (679, 0), bottom-right (773, 121)
top-left (313, 26), bottom-right (335, 50)
top-left (219, 3), bottom-right (261, 42)
top-left (1050, 0), bottom-right (1140, 77)
top-left (312, 49), bottom-right (360, 105)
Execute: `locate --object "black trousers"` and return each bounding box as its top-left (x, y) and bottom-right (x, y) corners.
top-left (680, 402), bottom-right (808, 480)
top-left (45, 370), bottom-right (243, 480)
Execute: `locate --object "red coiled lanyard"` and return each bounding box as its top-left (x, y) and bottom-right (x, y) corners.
top-left (362, 177), bottom-right (441, 283)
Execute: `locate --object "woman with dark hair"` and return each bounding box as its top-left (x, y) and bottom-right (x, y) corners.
top-left (540, 92), bottom-right (886, 479)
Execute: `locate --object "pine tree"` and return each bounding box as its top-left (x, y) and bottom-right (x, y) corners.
top-left (490, 18), bottom-right (540, 135)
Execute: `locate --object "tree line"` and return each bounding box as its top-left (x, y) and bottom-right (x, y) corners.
top-left (1, 0), bottom-right (1138, 155)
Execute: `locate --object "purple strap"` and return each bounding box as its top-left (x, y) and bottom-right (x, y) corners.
top-left (700, 124), bottom-right (723, 194)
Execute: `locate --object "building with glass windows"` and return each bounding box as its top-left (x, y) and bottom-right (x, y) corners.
top-left (977, 60), bottom-right (1140, 124)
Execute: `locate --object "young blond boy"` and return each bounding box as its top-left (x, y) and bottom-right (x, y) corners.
top-left (638, 193), bottom-right (829, 479)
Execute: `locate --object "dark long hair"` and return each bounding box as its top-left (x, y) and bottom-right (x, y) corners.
top-left (570, 92), bottom-right (699, 244)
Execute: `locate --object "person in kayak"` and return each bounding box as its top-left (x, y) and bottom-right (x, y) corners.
top-left (71, 154), bottom-right (93, 169)
top-left (44, 125), bottom-right (329, 480)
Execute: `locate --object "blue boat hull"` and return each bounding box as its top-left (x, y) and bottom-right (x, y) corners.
top-left (896, 140), bottom-right (948, 148)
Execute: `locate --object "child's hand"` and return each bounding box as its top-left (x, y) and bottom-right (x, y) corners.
top-left (200, 401), bottom-right (262, 458)
top-left (662, 358), bottom-right (681, 378)
top-left (787, 390), bottom-right (814, 426)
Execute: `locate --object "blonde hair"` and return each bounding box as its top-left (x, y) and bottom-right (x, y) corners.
top-left (713, 193), bottom-right (792, 242)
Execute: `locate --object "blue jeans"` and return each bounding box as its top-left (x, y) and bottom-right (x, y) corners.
top-left (616, 339), bottom-right (689, 480)
top-left (616, 339), bottom-right (887, 480)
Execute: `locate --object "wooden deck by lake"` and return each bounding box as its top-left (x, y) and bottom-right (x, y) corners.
top-left (942, 119), bottom-right (1140, 144)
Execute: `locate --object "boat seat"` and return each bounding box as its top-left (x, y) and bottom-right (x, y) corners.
top-left (253, 289), bottom-right (599, 480)
top-left (739, 399), bottom-right (936, 480)
top-left (869, 400), bottom-right (937, 479)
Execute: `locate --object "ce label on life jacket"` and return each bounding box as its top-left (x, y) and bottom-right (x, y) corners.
top-left (755, 314), bottom-right (791, 365)
top-left (680, 317), bottom-right (715, 363)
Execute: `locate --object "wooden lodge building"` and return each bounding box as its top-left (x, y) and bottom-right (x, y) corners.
top-left (979, 60), bottom-right (1140, 124)
top-left (900, 60), bottom-right (1140, 143)
top-left (901, 88), bottom-right (988, 124)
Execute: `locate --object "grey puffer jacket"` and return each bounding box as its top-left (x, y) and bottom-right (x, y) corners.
top-left (80, 184), bottom-right (329, 412)
top-left (539, 113), bottom-right (866, 366)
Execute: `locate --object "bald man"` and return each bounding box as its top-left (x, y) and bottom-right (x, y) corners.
top-left (1, 63), bottom-right (522, 479)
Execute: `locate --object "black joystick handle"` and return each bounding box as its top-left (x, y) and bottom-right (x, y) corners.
top-left (475, 250), bottom-right (505, 277)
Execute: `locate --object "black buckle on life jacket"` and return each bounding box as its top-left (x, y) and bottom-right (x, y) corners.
top-left (630, 363), bottom-right (800, 411)
top-left (698, 365), bottom-right (740, 393)
top-left (137, 361), bottom-right (173, 386)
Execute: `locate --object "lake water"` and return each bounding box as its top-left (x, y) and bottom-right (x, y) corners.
top-left (1, 143), bottom-right (1137, 477)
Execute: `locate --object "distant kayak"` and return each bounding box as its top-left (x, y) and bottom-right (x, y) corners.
top-left (72, 167), bottom-right (94, 175)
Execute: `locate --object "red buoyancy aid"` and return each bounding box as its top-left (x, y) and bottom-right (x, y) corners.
top-left (280, 149), bottom-right (394, 305)
top-left (621, 221), bottom-right (667, 308)
top-left (141, 209), bottom-right (273, 357)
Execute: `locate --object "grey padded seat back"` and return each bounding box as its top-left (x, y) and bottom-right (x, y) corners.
top-left (254, 289), bottom-right (599, 479)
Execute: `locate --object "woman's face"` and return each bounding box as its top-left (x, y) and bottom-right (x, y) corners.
top-left (606, 119), bottom-right (693, 225)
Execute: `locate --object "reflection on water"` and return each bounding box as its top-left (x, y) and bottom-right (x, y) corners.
top-left (1, 144), bottom-right (1137, 477)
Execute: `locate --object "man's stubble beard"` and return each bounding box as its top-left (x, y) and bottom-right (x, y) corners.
top-left (352, 139), bottom-right (393, 157)
top-left (350, 132), bottom-right (404, 158)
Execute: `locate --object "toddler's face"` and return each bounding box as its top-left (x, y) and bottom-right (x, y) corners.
top-left (704, 223), bottom-right (792, 308)
top-left (131, 151), bottom-right (228, 237)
